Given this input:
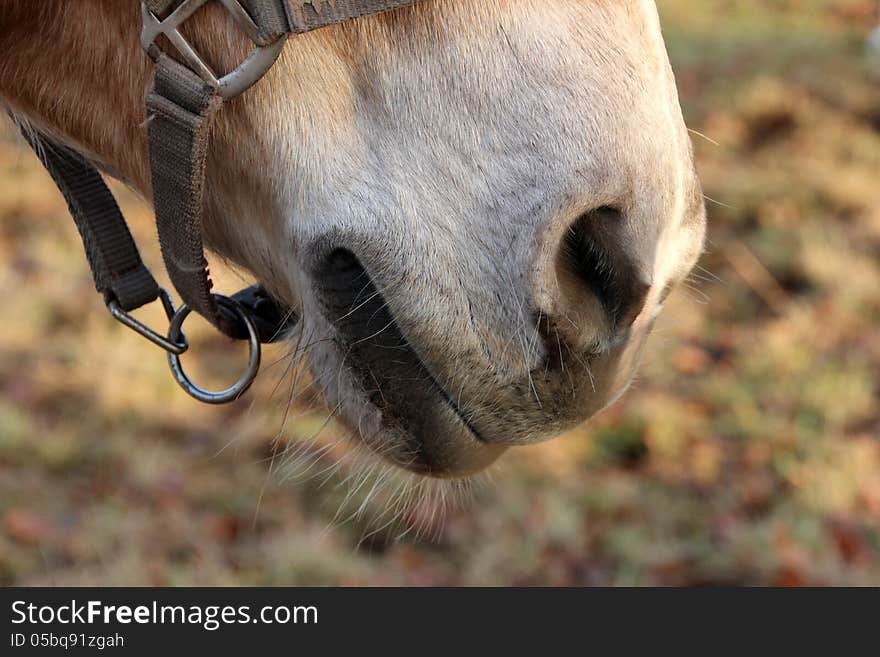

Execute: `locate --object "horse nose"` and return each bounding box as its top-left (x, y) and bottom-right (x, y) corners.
top-left (301, 205), bottom-right (663, 460)
top-left (542, 207), bottom-right (654, 351)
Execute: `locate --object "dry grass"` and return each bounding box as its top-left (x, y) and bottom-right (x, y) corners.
top-left (1, 0), bottom-right (878, 585)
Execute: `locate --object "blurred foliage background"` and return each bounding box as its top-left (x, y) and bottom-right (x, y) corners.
top-left (1, 0), bottom-right (879, 586)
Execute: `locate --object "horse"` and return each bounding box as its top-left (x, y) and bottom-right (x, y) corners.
top-left (0, 0), bottom-right (707, 478)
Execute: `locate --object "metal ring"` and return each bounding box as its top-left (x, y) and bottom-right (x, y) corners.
top-left (166, 295), bottom-right (261, 404)
top-left (140, 1), bottom-right (288, 100)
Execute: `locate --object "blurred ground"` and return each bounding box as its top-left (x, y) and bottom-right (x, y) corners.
top-left (1, 0), bottom-right (879, 586)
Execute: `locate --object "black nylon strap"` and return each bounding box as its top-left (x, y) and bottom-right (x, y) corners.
top-left (21, 130), bottom-right (161, 312)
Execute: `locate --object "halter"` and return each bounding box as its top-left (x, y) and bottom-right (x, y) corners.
top-left (23, 1), bottom-right (420, 404)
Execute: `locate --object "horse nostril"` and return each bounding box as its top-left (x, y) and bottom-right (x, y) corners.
top-left (559, 207), bottom-right (652, 331)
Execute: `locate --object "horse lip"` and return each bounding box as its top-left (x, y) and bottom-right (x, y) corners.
top-left (405, 346), bottom-right (490, 444)
top-left (309, 247), bottom-right (504, 475)
top-left (358, 319), bottom-right (498, 450)
top-left (306, 321), bottom-right (503, 478)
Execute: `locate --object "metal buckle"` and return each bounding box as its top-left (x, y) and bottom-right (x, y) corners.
top-left (140, 0), bottom-right (287, 100)
top-left (107, 288), bottom-right (189, 355)
top-left (167, 295), bottom-right (262, 404)
top-left (108, 290), bottom-right (261, 404)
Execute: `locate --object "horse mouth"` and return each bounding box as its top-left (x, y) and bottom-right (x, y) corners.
top-left (308, 249), bottom-right (506, 478)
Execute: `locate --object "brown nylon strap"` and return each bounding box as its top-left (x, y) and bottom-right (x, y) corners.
top-left (146, 54), bottom-right (297, 341)
top-left (145, 0), bottom-right (179, 16)
top-left (144, 0), bottom-right (288, 46)
top-left (241, 0), bottom-right (291, 43)
top-left (284, 0), bottom-right (420, 34)
top-left (16, 0), bottom-right (423, 407)
top-left (145, 1), bottom-right (421, 41)
top-left (145, 54), bottom-right (235, 335)
top-left (143, 0), bottom-right (421, 338)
